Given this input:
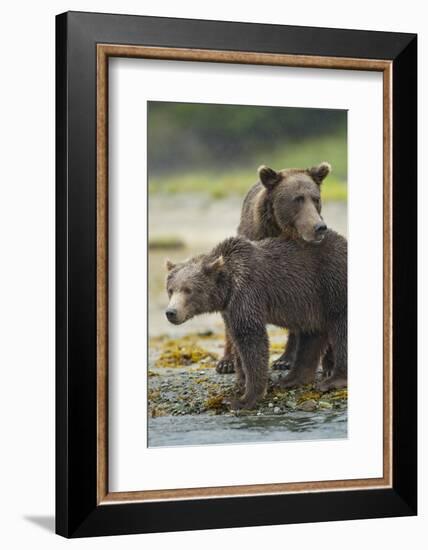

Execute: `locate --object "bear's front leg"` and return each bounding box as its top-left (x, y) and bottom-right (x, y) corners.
top-left (233, 353), bottom-right (246, 395)
top-left (228, 320), bottom-right (269, 410)
top-left (271, 331), bottom-right (298, 370)
top-left (216, 325), bottom-right (236, 374)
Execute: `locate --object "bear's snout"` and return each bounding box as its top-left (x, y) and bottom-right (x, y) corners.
top-left (314, 221), bottom-right (327, 235)
top-left (165, 307), bottom-right (178, 323)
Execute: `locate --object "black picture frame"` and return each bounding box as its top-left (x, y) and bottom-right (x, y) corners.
top-left (56, 11), bottom-right (417, 538)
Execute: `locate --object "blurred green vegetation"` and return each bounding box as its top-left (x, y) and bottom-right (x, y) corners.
top-left (149, 133), bottom-right (347, 201)
top-left (148, 102), bottom-right (347, 201)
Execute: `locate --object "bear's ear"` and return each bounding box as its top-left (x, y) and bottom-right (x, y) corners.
top-left (165, 259), bottom-right (176, 271)
top-left (204, 255), bottom-right (224, 273)
top-left (308, 162), bottom-right (332, 185)
top-left (258, 165), bottom-right (281, 190)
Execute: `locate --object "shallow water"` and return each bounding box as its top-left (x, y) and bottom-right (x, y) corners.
top-left (148, 409), bottom-right (347, 447)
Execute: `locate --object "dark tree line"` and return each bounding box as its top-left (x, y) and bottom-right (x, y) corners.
top-left (148, 101), bottom-right (346, 174)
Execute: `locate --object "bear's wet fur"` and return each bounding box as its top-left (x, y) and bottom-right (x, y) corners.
top-left (217, 162), bottom-right (334, 375)
top-left (166, 231), bottom-right (347, 409)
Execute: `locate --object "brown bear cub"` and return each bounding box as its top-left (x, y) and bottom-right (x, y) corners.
top-left (165, 231), bottom-right (347, 410)
top-left (216, 162), bottom-right (334, 376)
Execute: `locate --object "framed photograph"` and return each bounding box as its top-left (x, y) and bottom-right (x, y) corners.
top-left (56, 11), bottom-right (417, 538)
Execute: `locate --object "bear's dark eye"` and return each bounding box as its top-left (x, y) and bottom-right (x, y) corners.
top-left (182, 287), bottom-right (192, 295)
top-left (167, 289), bottom-right (173, 297)
top-left (294, 195), bottom-right (304, 203)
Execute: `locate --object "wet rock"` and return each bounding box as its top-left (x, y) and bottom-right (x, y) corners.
top-left (319, 401), bottom-right (333, 410)
top-left (268, 402), bottom-right (274, 408)
top-left (298, 399), bottom-right (318, 412)
top-left (273, 406), bottom-right (282, 414)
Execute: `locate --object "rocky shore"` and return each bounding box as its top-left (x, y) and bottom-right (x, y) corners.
top-left (148, 330), bottom-right (348, 419)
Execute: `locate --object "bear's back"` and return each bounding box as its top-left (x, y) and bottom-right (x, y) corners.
top-left (253, 230), bottom-right (347, 320)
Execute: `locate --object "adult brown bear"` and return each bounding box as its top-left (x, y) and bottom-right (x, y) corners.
top-left (216, 162), bottom-right (336, 380)
top-left (165, 231), bottom-right (347, 410)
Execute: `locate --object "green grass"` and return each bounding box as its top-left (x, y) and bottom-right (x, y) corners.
top-left (149, 133), bottom-right (347, 202)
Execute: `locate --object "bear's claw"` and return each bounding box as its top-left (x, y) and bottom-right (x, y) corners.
top-left (316, 375), bottom-right (347, 393)
top-left (271, 358), bottom-right (292, 371)
top-left (279, 373), bottom-right (315, 388)
top-left (216, 359), bottom-right (235, 374)
top-left (230, 398), bottom-right (257, 411)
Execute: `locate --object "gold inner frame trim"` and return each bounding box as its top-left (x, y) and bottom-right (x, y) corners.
top-left (96, 44), bottom-right (393, 505)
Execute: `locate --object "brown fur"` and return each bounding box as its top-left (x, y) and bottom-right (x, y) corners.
top-left (238, 163), bottom-right (330, 242)
top-left (166, 232), bottom-right (347, 409)
top-left (218, 163), bottom-right (334, 374)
